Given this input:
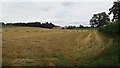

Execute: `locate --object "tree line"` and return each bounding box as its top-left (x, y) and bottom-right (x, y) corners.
top-left (1, 22), bottom-right (86, 29)
top-left (2, 22), bottom-right (58, 29)
top-left (62, 24), bottom-right (84, 29)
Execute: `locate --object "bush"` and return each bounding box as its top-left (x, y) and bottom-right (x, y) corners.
top-left (99, 20), bottom-right (120, 36)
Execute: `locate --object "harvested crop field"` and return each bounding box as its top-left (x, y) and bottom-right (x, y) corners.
top-left (2, 27), bottom-right (112, 66)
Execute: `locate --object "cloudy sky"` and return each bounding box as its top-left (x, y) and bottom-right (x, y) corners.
top-left (0, 0), bottom-right (117, 26)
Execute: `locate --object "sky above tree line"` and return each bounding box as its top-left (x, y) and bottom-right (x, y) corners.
top-left (0, 0), bottom-right (117, 26)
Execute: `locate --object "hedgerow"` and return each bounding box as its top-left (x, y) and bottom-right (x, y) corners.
top-left (99, 20), bottom-right (120, 36)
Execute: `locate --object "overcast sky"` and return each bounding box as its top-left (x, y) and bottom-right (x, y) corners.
top-left (0, 0), bottom-right (117, 26)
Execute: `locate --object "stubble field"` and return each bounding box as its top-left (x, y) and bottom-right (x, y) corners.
top-left (2, 27), bottom-right (112, 66)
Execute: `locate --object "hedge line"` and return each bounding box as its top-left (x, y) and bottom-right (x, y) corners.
top-left (99, 20), bottom-right (120, 36)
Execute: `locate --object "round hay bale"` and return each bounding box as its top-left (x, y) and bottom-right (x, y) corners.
top-left (5, 30), bottom-right (7, 32)
top-left (26, 30), bottom-right (30, 32)
top-left (33, 30), bottom-right (37, 32)
top-left (15, 30), bottom-right (18, 32)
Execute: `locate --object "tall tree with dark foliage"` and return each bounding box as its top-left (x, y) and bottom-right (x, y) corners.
top-left (90, 12), bottom-right (110, 27)
top-left (109, 0), bottom-right (120, 21)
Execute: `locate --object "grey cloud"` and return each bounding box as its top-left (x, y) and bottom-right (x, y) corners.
top-left (1, 0), bottom-right (115, 2)
top-left (62, 2), bottom-right (72, 6)
top-left (1, 2), bottom-right (113, 26)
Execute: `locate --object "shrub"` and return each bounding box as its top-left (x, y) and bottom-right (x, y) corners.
top-left (99, 20), bottom-right (120, 36)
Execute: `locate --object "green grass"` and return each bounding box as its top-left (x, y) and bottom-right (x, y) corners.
top-left (66, 28), bottom-right (98, 30)
top-left (76, 28), bottom-right (98, 30)
top-left (0, 24), bottom-right (2, 28)
top-left (52, 53), bottom-right (71, 66)
top-left (83, 38), bottom-right (120, 66)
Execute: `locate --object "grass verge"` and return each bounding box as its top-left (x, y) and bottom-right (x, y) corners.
top-left (66, 28), bottom-right (98, 30)
top-left (83, 37), bottom-right (120, 66)
top-left (52, 53), bottom-right (71, 66)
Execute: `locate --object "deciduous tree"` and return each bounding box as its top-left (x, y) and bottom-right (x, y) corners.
top-left (90, 12), bottom-right (110, 27)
